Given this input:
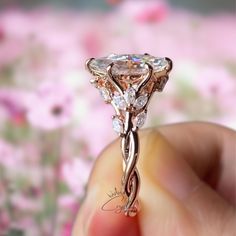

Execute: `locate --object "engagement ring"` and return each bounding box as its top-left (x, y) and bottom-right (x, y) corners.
top-left (86, 54), bottom-right (172, 216)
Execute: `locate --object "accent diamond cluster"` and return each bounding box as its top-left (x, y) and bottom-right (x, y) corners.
top-left (111, 86), bottom-right (148, 133)
top-left (86, 53), bottom-right (172, 134)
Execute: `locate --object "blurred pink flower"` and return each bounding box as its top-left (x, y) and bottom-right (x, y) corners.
top-left (199, 15), bottom-right (236, 62)
top-left (0, 89), bottom-right (28, 125)
top-left (61, 158), bottom-right (92, 197)
top-left (0, 211), bottom-right (9, 235)
top-left (58, 195), bottom-right (77, 209)
top-left (0, 139), bottom-right (22, 169)
top-left (194, 66), bottom-right (236, 114)
top-left (62, 222), bottom-right (73, 236)
top-left (74, 103), bottom-right (114, 157)
top-left (0, 11), bottom-right (31, 68)
top-left (0, 10), bottom-right (33, 39)
top-left (0, 37), bottom-right (26, 69)
top-left (119, 0), bottom-right (168, 23)
top-left (11, 194), bottom-right (41, 212)
top-left (82, 31), bottom-right (103, 57)
top-left (195, 67), bottom-right (235, 98)
top-left (26, 81), bottom-right (75, 131)
top-left (0, 24), bottom-right (4, 41)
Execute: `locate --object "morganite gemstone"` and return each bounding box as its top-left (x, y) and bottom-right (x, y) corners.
top-left (89, 54), bottom-right (169, 76)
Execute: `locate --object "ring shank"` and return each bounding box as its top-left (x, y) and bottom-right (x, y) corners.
top-left (121, 112), bottom-right (140, 216)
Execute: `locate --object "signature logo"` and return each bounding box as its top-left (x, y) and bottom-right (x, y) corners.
top-left (101, 187), bottom-right (136, 214)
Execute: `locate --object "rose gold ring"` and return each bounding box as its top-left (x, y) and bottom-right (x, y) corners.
top-left (86, 54), bottom-right (172, 217)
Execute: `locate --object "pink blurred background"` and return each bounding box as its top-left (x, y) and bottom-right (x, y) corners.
top-left (0, 0), bottom-right (235, 235)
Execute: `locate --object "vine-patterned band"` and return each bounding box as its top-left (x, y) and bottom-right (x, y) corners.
top-left (121, 112), bottom-right (140, 216)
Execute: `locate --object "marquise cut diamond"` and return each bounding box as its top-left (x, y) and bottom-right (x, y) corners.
top-left (113, 93), bottom-right (127, 110)
top-left (99, 87), bottom-right (111, 102)
top-left (112, 117), bottom-right (124, 133)
top-left (134, 111), bottom-right (147, 128)
top-left (134, 94), bottom-right (148, 109)
top-left (124, 87), bottom-right (136, 105)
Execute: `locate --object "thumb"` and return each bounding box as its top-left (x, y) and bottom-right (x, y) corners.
top-left (73, 124), bottom-right (236, 236)
top-left (138, 127), bottom-right (235, 236)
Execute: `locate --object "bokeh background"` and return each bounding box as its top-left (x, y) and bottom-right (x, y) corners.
top-left (0, 0), bottom-right (235, 235)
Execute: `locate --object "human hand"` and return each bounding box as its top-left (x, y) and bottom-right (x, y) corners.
top-left (73, 122), bottom-right (236, 236)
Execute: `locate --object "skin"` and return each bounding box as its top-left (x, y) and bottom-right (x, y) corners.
top-left (72, 122), bottom-right (236, 236)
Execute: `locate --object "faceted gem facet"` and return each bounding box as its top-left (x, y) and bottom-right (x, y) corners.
top-left (113, 93), bottom-right (127, 110)
top-left (124, 87), bottom-right (136, 105)
top-left (112, 117), bottom-right (124, 133)
top-left (153, 57), bottom-right (168, 69)
top-left (99, 87), bottom-right (111, 102)
top-left (134, 94), bottom-right (148, 109)
top-left (134, 111), bottom-right (147, 128)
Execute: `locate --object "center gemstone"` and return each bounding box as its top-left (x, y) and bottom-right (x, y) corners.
top-left (89, 54), bottom-right (170, 76)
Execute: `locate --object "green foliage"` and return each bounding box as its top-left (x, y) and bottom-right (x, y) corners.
top-left (6, 229), bottom-right (24, 236)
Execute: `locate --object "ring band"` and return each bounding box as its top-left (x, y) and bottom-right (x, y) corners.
top-left (86, 54), bottom-right (172, 216)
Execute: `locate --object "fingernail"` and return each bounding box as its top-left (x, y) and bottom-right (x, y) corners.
top-left (88, 211), bottom-right (141, 236)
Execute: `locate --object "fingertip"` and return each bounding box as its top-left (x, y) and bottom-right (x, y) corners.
top-left (88, 210), bottom-right (141, 236)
